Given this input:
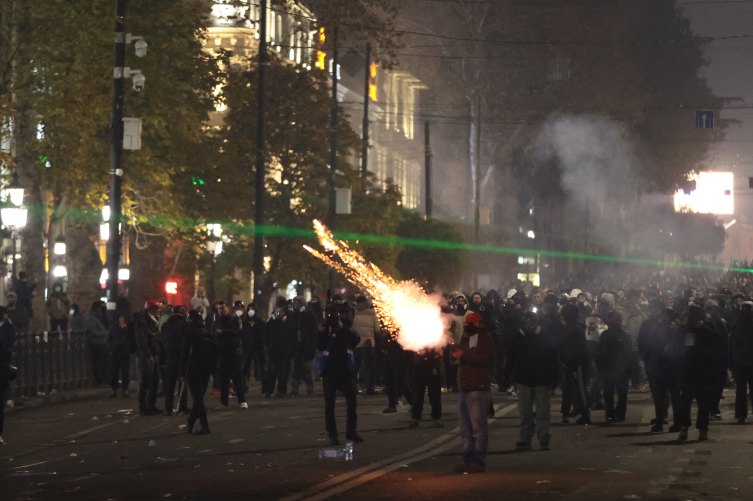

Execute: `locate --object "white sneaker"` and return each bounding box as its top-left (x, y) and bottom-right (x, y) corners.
top-left (239, 402), bottom-right (248, 410)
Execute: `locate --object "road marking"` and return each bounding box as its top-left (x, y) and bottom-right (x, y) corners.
top-left (280, 403), bottom-right (517, 501)
top-left (64, 417), bottom-right (136, 440)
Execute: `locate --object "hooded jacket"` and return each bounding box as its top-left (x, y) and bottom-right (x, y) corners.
top-left (353, 301), bottom-right (380, 348)
top-left (292, 297), bottom-right (319, 359)
top-left (457, 325), bottom-right (495, 392)
top-left (84, 309), bottom-right (108, 346)
top-left (596, 321), bottom-right (632, 376)
top-left (680, 320), bottom-right (724, 388)
top-left (159, 313), bottom-right (186, 362)
top-left (728, 313), bottom-right (753, 372)
top-left (135, 310), bottom-right (160, 360)
top-left (504, 326), bottom-right (558, 388)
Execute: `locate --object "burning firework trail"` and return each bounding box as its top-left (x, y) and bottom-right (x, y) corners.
top-left (304, 220), bottom-right (448, 352)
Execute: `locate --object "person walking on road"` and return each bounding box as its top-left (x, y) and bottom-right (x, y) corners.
top-left (213, 301), bottom-right (247, 410)
top-left (352, 296), bottom-right (380, 395)
top-left (290, 296), bottom-right (318, 396)
top-left (241, 303), bottom-right (266, 395)
top-left (677, 304), bottom-right (724, 441)
top-left (452, 312), bottom-right (495, 474)
top-left (84, 301), bottom-right (109, 386)
top-left (317, 301), bottom-right (362, 445)
top-left (505, 311), bottom-right (558, 452)
top-left (180, 310), bottom-right (217, 435)
top-left (597, 311), bottom-right (633, 423)
top-left (135, 300), bottom-right (162, 416)
top-left (107, 314), bottom-right (132, 398)
top-left (728, 301), bottom-right (753, 424)
top-left (265, 298), bottom-right (297, 398)
top-left (408, 348), bottom-right (443, 429)
top-left (160, 306), bottom-right (189, 415)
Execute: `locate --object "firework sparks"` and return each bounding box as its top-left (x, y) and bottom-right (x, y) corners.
top-left (304, 220), bottom-right (449, 351)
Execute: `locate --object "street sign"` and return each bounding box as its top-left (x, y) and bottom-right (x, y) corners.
top-left (695, 110), bottom-right (714, 129)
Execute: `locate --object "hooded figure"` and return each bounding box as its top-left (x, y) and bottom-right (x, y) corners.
top-left (180, 310), bottom-right (217, 435)
top-left (264, 297), bottom-right (297, 397)
top-left (729, 301), bottom-right (753, 424)
top-left (558, 304), bottom-right (591, 424)
top-left (596, 312), bottom-right (632, 422)
top-left (241, 303), bottom-right (266, 395)
top-left (290, 296), bottom-right (319, 396)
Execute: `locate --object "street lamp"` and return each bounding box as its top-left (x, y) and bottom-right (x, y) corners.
top-left (54, 235), bottom-right (66, 255)
top-left (1, 171), bottom-right (27, 278)
top-left (206, 224), bottom-right (222, 301)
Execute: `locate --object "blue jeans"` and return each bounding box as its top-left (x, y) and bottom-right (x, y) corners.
top-left (458, 390), bottom-right (492, 469)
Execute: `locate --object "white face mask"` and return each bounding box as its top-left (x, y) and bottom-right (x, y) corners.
top-left (69, 309), bottom-right (75, 316)
top-left (299, 306), bottom-right (305, 313)
top-left (235, 310), bottom-right (243, 317)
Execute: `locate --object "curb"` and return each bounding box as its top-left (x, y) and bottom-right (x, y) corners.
top-left (6, 387), bottom-right (118, 412)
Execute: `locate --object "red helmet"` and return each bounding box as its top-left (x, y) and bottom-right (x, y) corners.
top-left (464, 312), bottom-right (484, 329)
top-left (144, 300), bottom-right (160, 311)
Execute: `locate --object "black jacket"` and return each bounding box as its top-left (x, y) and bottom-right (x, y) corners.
top-left (241, 315), bottom-right (266, 354)
top-left (265, 312), bottom-right (298, 357)
top-left (504, 327), bottom-right (558, 388)
top-left (729, 315), bottom-right (753, 372)
top-left (135, 311), bottom-right (160, 360)
top-left (214, 313), bottom-right (242, 353)
top-left (558, 320), bottom-right (589, 369)
top-left (596, 324), bottom-right (632, 377)
top-left (638, 320), bottom-right (683, 379)
top-left (293, 308), bottom-right (319, 360)
top-left (680, 321), bottom-right (725, 388)
top-left (159, 314), bottom-right (186, 363)
top-left (106, 324), bottom-right (129, 351)
top-left (316, 325), bottom-right (360, 378)
top-left (179, 318), bottom-right (218, 377)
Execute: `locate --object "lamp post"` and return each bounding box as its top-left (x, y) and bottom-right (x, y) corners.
top-left (1, 170), bottom-right (27, 278)
top-left (206, 224), bottom-right (222, 302)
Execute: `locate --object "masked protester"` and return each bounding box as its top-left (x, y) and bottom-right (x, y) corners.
top-left (352, 296), bottom-right (380, 395)
top-left (505, 312), bottom-right (558, 452)
top-left (625, 289), bottom-right (649, 391)
top-left (677, 304), bottom-right (724, 441)
top-left (265, 297), bottom-right (298, 398)
top-left (704, 299), bottom-right (728, 420)
top-left (159, 305), bottom-right (189, 415)
top-left (317, 300), bottom-right (362, 445)
top-left (212, 301), bottom-right (247, 410)
top-left (84, 301), bottom-right (110, 386)
top-left (46, 282), bottom-right (70, 334)
top-left (596, 311), bottom-right (632, 423)
top-left (558, 304), bottom-right (591, 425)
top-left (290, 296), bottom-right (318, 396)
top-left (107, 314), bottom-right (132, 398)
top-left (180, 310), bottom-right (217, 435)
top-left (135, 300), bottom-right (162, 415)
top-left (729, 301), bottom-right (753, 424)
top-left (408, 345), bottom-right (444, 429)
top-left (448, 312), bottom-right (494, 474)
top-left (6, 293), bottom-right (29, 335)
top-left (241, 303), bottom-right (266, 395)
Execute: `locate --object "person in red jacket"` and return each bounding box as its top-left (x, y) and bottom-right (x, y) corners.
top-left (451, 312), bottom-right (495, 474)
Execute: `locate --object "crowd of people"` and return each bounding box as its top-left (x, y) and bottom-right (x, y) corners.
top-left (2, 273), bottom-right (753, 477)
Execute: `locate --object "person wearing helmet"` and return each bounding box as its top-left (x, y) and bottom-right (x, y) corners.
top-left (159, 305), bottom-right (189, 415)
top-left (451, 311), bottom-right (494, 474)
top-left (136, 300), bottom-right (162, 415)
top-left (213, 300), bottom-right (247, 410)
top-left (505, 311), bottom-right (557, 452)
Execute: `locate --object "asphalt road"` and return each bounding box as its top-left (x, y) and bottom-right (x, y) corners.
top-left (2, 384), bottom-right (753, 501)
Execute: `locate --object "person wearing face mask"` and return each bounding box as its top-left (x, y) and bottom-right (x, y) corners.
top-left (213, 300), bottom-right (247, 410)
top-left (46, 282), bottom-right (70, 334)
top-left (264, 297), bottom-right (298, 398)
top-left (677, 304), bottom-right (724, 441)
top-left (290, 296), bottom-right (318, 396)
top-left (728, 301), bottom-right (753, 425)
top-left (596, 311), bottom-right (632, 423)
top-left (70, 303), bottom-right (85, 333)
top-left (5, 293), bottom-right (28, 335)
top-left (704, 299), bottom-right (728, 420)
top-left (107, 314), bottom-right (132, 398)
top-left (159, 305), bottom-right (189, 414)
top-left (625, 289), bottom-right (648, 392)
top-left (505, 312), bottom-right (557, 452)
top-left (241, 303), bottom-right (266, 395)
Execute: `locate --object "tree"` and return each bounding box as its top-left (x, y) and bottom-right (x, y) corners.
top-left (396, 209), bottom-right (466, 291)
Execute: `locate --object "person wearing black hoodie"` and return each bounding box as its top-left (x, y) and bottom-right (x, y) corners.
top-left (728, 301), bottom-right (753, 424)
top-left (704, 299), bottom-right (728, 420)
top-left (505, 312), bottom-right (558, 451)
top-left (558, 304), bottom-right (591, 425)
top-left (677, 304), bottom-right (724, 441)
top-left (265, 297), bottom-right (298, 398)
top-left (596, 311), bottom-right (632, 422)
top-left (135, 300), bottom-right (162, 415)
top-left (317, 301), bottom-right (362, 445)
top-left (213, 300), bottom-right (247, 410)
top-left (241, 303), bottom-right (266, 395)
top-left (159, 305), bottom-right (188, 415)
top-left (180, 310), bottom-right (217, 435)
top-left (107, 314), bottom-right (132, 398)
top-left (291, 296), bottom-right (319, 396)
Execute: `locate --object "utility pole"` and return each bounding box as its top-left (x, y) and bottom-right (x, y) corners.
top-left (424, 121), bottom-right (432, 218)
top-left (253, 0), bottom-right (268, 304)
top-left (327, 25), bottom-right (339, 292)
top-left (473, 93), bottom-right (481, 290)
top-left (361, 42), bottom-right (371, 175)
top-left (106, 0), bottom-right (129, 326)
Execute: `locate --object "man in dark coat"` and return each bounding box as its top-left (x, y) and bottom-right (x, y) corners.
top-left (135, 300), bottom-right (162, 415)
top-left (180, 310), bottom-right (217, 435)
top-left (505, 312), bottom-right (558, 451)
top-left (159, 305), bottom-right (188, 414)
top-left (107, 313), bottom-right (132, 398)
top-left (558, 304), bottom-right (591, 425)
top-left (241, 303), bottom-right (266, 395)
top-left (677, 304), bottom-right (724, 441)
top-left (290, 296), bottom-right (319, 396)
top-left (264, 297), bottom-right (298, 398)
top-left (729, 301), bottom-right (753, 424)
top-left (597, 312), bottom-right (632, 423)
top-left (704, 299), bottom-right (728, 420)
top-left (213, 300), bottom-right (247, 410)
top-left (0, 306), bottom-right (17, 445)
top-left (317, 301), bottom-right (362, 445)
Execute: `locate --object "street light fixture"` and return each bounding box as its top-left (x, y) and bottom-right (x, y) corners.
top-left (1, 170), bottom-right (27, 278)
top-left (53, 265), bottom-right (68, 278)
top-left (54, 235), bottom-right (66, 255)
top-left (6, 170), bottom-right (24, 207)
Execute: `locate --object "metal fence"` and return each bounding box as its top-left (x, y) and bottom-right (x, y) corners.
top-left (9, 331), bottom-right (139, 399)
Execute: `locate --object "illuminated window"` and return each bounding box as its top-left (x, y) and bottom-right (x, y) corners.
top-left (315, 51), bottom-right (326, 70)
top-left (319, 27), bottom-right (325, 44)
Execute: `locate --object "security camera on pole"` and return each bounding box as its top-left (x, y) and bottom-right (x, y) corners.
top-left (106, 0), bottom-right (146, 326)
